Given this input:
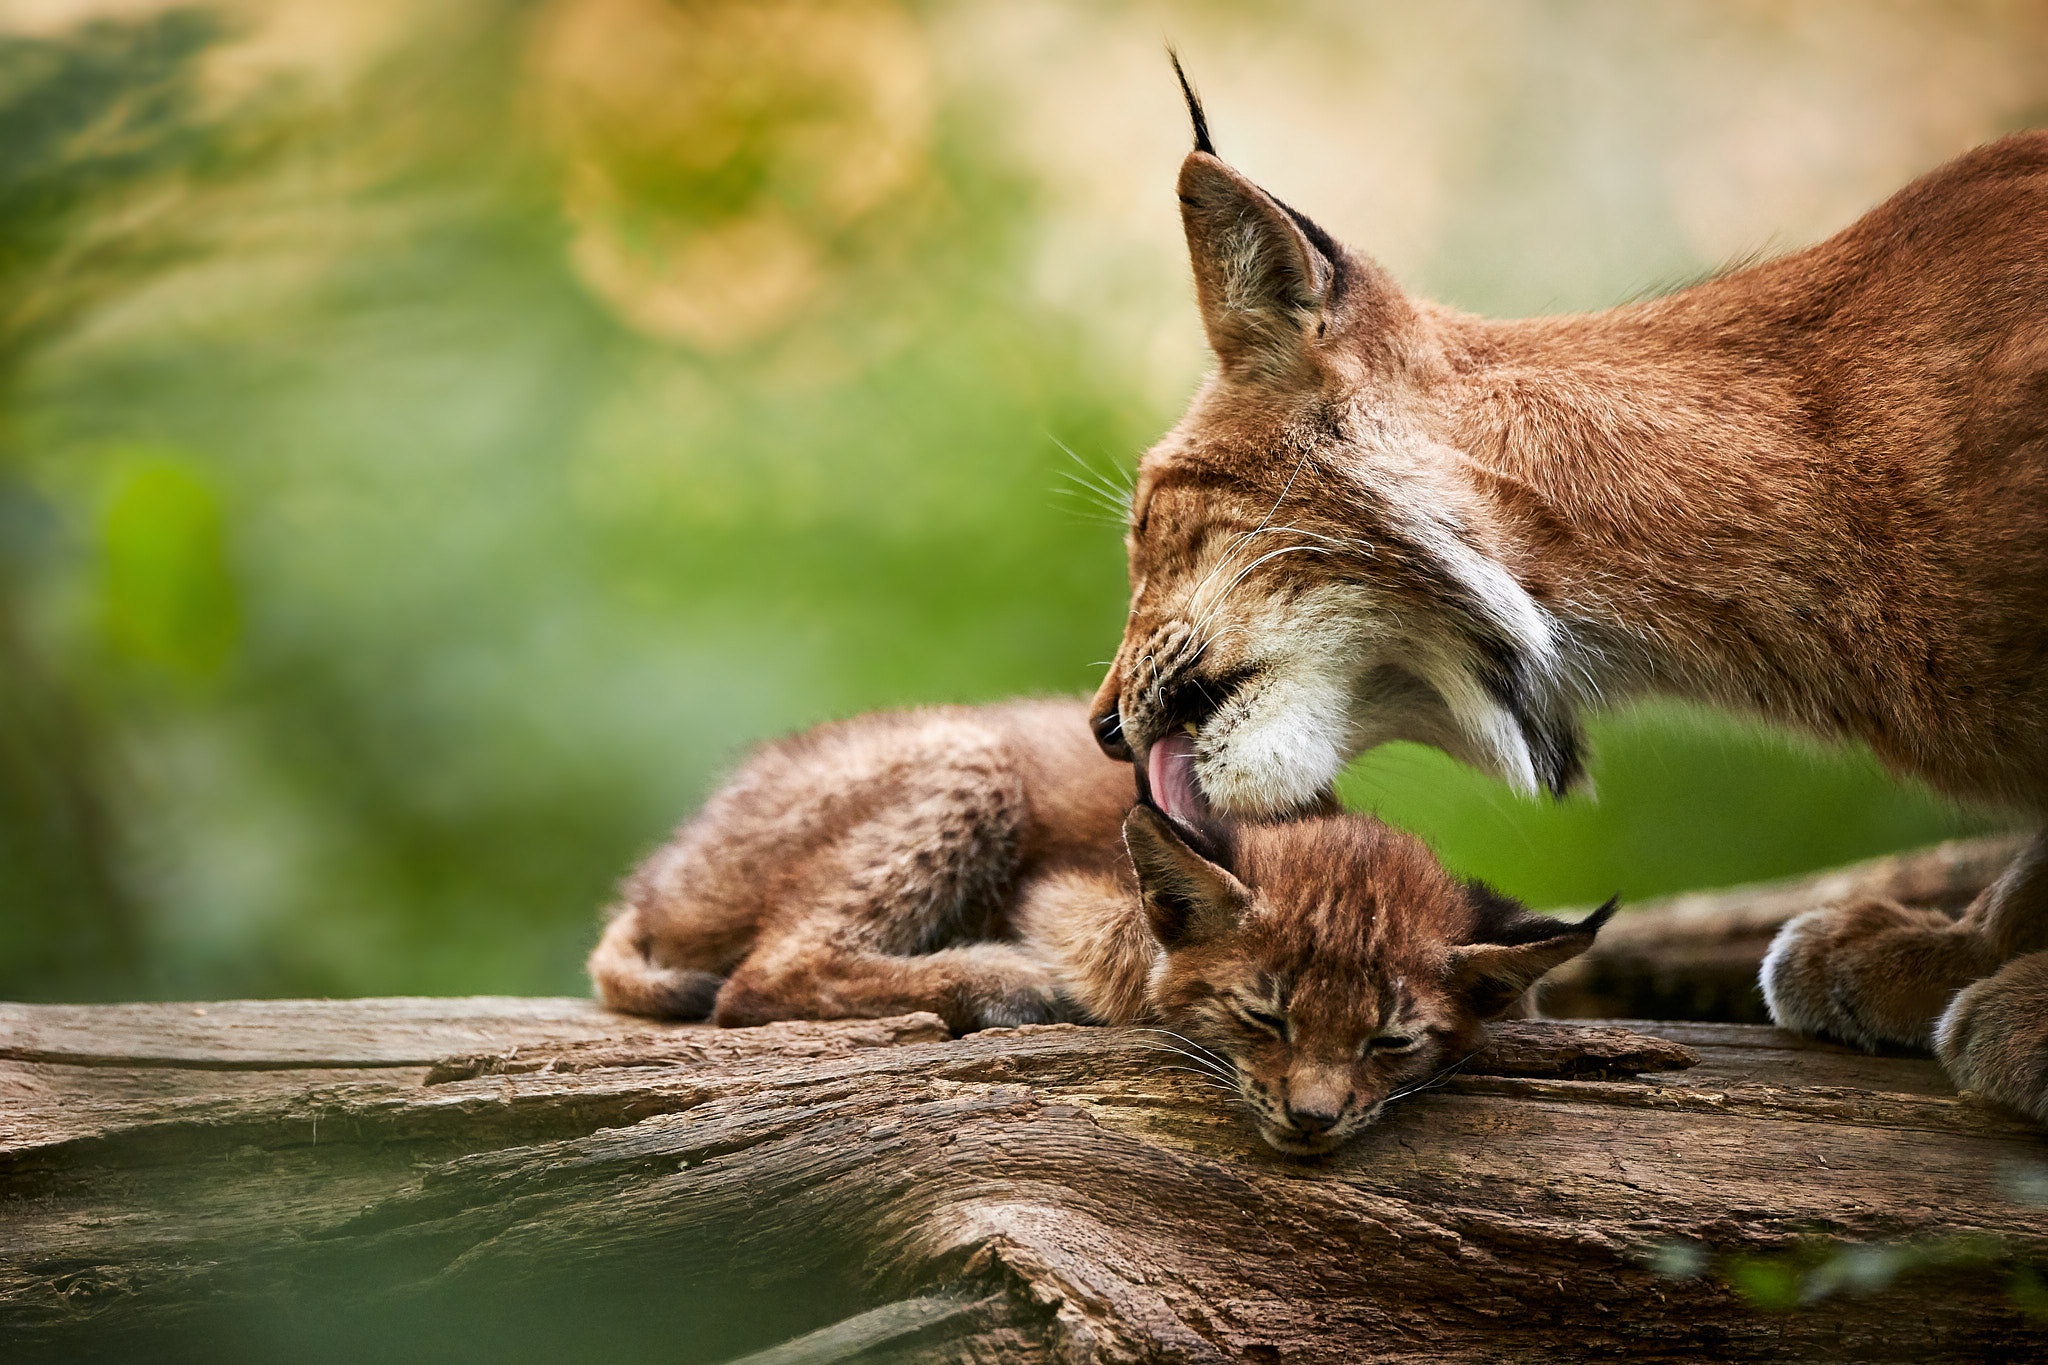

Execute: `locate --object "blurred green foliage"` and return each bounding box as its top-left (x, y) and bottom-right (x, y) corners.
top-left (0, 2), bottom-right (2011, 1003)
top-left (1650, 1231), bottom-right (2048, 1318)
top-left (99, 454), bottom-right (239, 679)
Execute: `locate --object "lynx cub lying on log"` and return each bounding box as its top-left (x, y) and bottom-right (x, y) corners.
top-left (590, 699), bottom-right (1610, 1154)
top-left (1089, 66), bottom-right (2048, 1123)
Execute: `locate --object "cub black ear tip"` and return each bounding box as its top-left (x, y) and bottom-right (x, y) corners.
top-left (1582, 895), bottom-right (1622, 933)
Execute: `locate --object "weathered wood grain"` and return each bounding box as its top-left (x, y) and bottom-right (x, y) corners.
top-left (2, 994), bottom-right (2043, 1365)
top-left (0, 994), bottom-right (691, 1068)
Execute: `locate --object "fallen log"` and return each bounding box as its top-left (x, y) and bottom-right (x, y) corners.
top-left (1540, 834), bottom-right (2025, 1022)
top-left (2, 990), bottom-right (2043, 1364)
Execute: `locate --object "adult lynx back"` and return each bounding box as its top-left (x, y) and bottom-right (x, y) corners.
top-left (1090, 70), bottom-right (2048, 1123)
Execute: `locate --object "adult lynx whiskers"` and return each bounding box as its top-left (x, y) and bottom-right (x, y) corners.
top-left (590, 700), bottom-right (1609, 1154)
top-left (1087, 66), bottom-right (2048, 1122)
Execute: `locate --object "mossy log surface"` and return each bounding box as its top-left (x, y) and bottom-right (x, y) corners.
top-left (3, 841), bottom-right (2045, 1365)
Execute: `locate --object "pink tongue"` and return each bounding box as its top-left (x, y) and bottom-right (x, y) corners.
top-left (1147, 732), bottom-right (1210, 828)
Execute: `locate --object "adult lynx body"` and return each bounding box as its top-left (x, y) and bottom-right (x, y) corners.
top-left (1090, 71), bottom-right (2048, 1122)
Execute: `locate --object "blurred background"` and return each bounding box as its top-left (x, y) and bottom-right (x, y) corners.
top-left (2, 0), bottom-right (2039, 1004)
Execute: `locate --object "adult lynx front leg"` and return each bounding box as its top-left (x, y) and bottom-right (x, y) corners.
top-left (1764, 833), bottom-right (2048, 1117)
top-left (696, 718), bottom-right (1059, 1032)
top-left (1761, 899), bottom-right (1998, 1050)
top-left (1937, 951), bottom-right (2048, 1125)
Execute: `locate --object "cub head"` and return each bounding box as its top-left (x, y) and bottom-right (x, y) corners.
top-left (1088, 64), bottom-right (1586, 823)
top-left (1123, 802), bottom-right (1614, 1156)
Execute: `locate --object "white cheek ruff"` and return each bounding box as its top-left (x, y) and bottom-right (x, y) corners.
top-left (1354, 434), bottom-right (1560, 675)
top-left (1420, 658), bottom-right (1544, 797)
top-left (1341, 434), bottom-right (1581, 791)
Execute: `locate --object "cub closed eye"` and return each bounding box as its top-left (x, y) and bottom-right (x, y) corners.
top-left (1366, 1035), bottom-right (1416, 1053)
top-left (1238, 1006), bottom-right (1288, 1037)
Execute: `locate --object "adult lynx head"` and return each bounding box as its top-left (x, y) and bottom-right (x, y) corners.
top-left (1124, 803), bottom-right (1613, 1155)
top-left (1089, 66), bottom-right (1588, 826)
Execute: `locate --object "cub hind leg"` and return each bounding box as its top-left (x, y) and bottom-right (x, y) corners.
top-left (715, 937), bottom-right (1074, 1032)
top-left (700, 709), bottom-right (1054, 1031)
top-left (720, 860), bottom-right (1143, 1033)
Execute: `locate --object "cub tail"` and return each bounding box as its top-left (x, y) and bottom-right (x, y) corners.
top-left (587, 905), bottom-right (723, 1019)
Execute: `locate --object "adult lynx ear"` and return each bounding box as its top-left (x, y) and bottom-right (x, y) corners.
top-left (1123, 803), bottom-right (1250, 949)
top-left (1171, 58), bottom-right (1344, 378)
top-left (1447, 888), bottom-right (1619, 1020)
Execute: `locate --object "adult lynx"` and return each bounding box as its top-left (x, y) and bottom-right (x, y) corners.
top-left (1088, 69), bottom-right (2048, 1122)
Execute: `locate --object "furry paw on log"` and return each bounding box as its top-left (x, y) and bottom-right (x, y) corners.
top-left (3, 993), bottom-right (2044, 1364)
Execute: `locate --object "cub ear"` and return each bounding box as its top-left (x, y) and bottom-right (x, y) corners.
top-left (1123, 803), bottom-right (1250, 949)
top-left (1446, 887), bottom-right (1619, 1021)
top-left (1170, 59), bottom-right (1346, 379)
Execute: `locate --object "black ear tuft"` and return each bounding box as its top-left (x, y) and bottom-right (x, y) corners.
top-left (1580, 894), bottom-right (1621, 936)
top-left (1461, 883), bottom-right (1620, 947)
top-left (1450, 887), bottom-right (1617, 1021)
top-left (1167, 48), bottom-right (1214, 155)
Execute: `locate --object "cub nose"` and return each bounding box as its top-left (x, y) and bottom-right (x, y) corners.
top-left (1091, 699), bottom-right (1131, 761)
top-left (1286, 1099), bottom-right (1345, 1136)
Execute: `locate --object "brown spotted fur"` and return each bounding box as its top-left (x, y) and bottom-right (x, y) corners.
top-left (588, 699), bottom-right (1607, 1153)
top-left (1085, 81), bottom-right (2048, 1123)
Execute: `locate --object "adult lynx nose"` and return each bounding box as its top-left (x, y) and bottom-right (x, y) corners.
top-left (1091, 699), bottom-right (1130, 761)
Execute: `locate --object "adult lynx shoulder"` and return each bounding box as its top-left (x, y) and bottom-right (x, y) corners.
top-left (589, 700), bottom-right (1608, 1154)
top-left (1087, 70), bottom-right (2048, 1122)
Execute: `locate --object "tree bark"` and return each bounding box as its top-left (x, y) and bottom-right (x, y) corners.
top-left (3, 982), bottom-right (2044, 1363)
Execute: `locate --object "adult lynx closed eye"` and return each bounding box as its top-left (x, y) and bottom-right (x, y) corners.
top-left (1092, 66), bottom-right (2047, 1123)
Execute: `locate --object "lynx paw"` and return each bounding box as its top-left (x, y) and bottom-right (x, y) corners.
top-left (960, 983), bottom-right (1082, 1031)
top-left (1935, 952), bottom-right (2048, 1126)
top-left (1760, 898), bottom-right (1995, 1050)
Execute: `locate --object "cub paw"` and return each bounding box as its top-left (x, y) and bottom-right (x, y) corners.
top-left (1760, 897), bottom-right (1994, 1050)
top-left (963, 986), bottom-right (1080, 1031)
top-left (1935, 952), bottom-right (2048, 1127)
top-left (709, 975), bottom-right (794, 1028)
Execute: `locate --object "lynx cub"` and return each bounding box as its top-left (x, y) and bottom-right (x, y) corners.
top-left (590, 699), bottom-right (1609, 1154)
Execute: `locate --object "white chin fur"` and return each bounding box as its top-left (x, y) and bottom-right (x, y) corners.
top-left (1195, 668), bottom-right (1349, 815)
